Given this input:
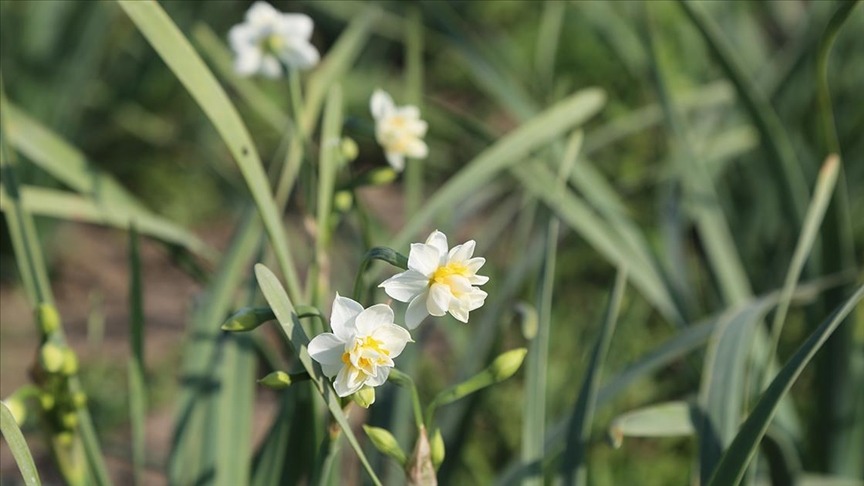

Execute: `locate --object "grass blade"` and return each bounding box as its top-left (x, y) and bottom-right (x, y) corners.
top-left (765, 155), bottom-right (840, 382)
top-left (608, 401), bottom-right (696, 448)
top-left (127, 226), bottom-right (147, 486)
top-left (707, 284), bottom-right (864, 486)
top-left (391, 87), bottom-right (605, 249)
top-left (1, 401), bottom-right (41, 486)
top-left (118, 0), bottom-right (301, 302)
top-left (560, 269), bottom-right (627, 486)
top-left (254, 264), bottom-right (382, 486)
top-left (676, 0), bottom-right (810, 228)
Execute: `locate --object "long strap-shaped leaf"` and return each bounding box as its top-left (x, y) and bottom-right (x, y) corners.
top-left (0, 402), bottom-right (41, 486)
top-left (117, 0), bottom-right (301, 302)
top-left (254, 264), bottom-right (383, 486)
top-left (707, 284), bottom-right (864, 486)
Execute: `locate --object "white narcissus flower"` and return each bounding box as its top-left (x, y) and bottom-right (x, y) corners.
top-left (228, 1), bottom-right (320, 78)
top-left (308, 295), bottom-right (412, 397)
top-left (370, 89), bottom-right (428, 172)
top-left (380, 230), bottom-right (489, 329)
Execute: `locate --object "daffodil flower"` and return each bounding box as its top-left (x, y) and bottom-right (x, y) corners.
top-left (370, 89), bottom-right (428, 172)
top-left (380, 230), bottom-right (488, 329)
top-left (308, 295), bottom-right (412, 397)
top-left (228, 1), bottom-right (320, 78)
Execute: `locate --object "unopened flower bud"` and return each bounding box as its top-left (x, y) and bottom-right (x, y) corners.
top-left (39, 343), bottom-right (65, 374)
top-left (368, 167), bottom-right (397, 186)
top-left (363, 425), bottom-right (407, 466)
top-left (340, 137), bottom-right (359, 162)
top-left (334, 190), bottom-right (353, 212)
top-left (489, 348), bottom-right (527, 382)
top-left (221, 307), bottom-right (275, 332)
top-left (55, 431), bottom-right (73, 446)
top-left (72, 392), bottom-right (87, 409)
top-left (37, 303), bottom-right (60, 335)
top-left (430, 427), bottom-right (445, 469)
top-left (40, 393), bottom-right (55, 411)
top-left (61, 411), bottom-right (79, 430)
top-left (351, 386), bottom-right (375, 408)
top-left (61, 349), bottom-right (79, 376)
top-left (258, 371), bottom-right (292, 389)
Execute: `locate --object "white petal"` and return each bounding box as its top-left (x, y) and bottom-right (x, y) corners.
top-left (448, 240), bottom-right (476, 262)
top-left (470, 274), bottom-right (490, 285)
top-left (275, 13), bottom-right (313, 40)
top-left (330, 294), bottom-right (363, 340)
top-left (385, 151), bottom-right (405, 172)
top-left (404, 138), bottom-right (428, 159)
top-left (333, 365), bottom-right (364, 397)
top-left (405, 294), bottom-right (430, 329)
top-left (228, 24), bottom-right (258, 52)
top-left (278, 41), bottom-right (319, 70)
top-left (370, 89), bottom-right (394, 120)
top-left (380, 270), bottom-right (429, 302)
top-left (427, 283), bottom-right (452, 316)
top-left (365, 367), bottom-right (390, 387)
top-left (424, 231), bottom-right (449, 263)
top-left (396, 105), bottom-right (420, 120)
top-left (233, 47), bottom-right (263, 77)
top-left (246, 1), bottom-right (280, 26)
top-left (465, 257), bottom-right (486, 273)
top-left (448, 301), bottom-right (470, 323)
top-left (307, 333), bottom-right (345, 378)
top-left (372, 324), bottom-right (412, 358)
top-left (408, 243), bottom-right (440, 276)
top-left (466, 287), bottom-right (488, 311)
top-left (355, 304), bottom-right (394, 335)
top-left (259, 55), bottom-right (283, 78)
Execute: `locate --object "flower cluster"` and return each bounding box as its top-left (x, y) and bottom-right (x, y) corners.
top-left (229, 3), bottom-right (429, 171)
top-left (370, 89), bottom-right (429, 172)
top-left (307, 231), bottom-right (488, 398)
top-left (229, 1), bottom-right (319, 78)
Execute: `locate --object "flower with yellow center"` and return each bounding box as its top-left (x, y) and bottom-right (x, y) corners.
top-left (380, 230), bottom-right (488, 329)
top-left (228, 2), bottom-right (320, 78)
top-left (370, 89), bottom-right (428, 172)
top-left (308, 295), bottom-right (412, 397)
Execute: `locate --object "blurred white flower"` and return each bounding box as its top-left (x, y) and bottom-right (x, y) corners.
top-left (380, 230), bottom-right (488, 329)
top-left (308, 295), bottom-right (412, 397)
top-left (370, 89), bottom-right (428, 172)
top-left (228, 1), bottom-right (319, 78)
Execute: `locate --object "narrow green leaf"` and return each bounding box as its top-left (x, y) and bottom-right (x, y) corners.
top-left (609, 401), bottom-right (695, 448)
top-left (677, 0), bottom-right (810, 227)
top-left (707, 285), bottom-right (864, 486)
top-left (127, 226), bottom-right (146, 486)
top-left (118, 0), bottom-right (301, 302)
top-left (2, 103), bottom-right (211, 258)
top-left (766, 155), bottom-right (840, 383)
top-left (253, 264), bottom-right (383, 486)
top-left (560, 270), bottom-right (628, 486)
top-left (698, 298), bottom-right (775, 482)
top-left (391, 88), bottom-right (606, 249)
top-left (1, 401), bottom-right (41, 486)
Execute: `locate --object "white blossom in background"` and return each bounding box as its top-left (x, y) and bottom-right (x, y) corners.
top-left (380, 230), bottom-right (488, 329)
top-left (228, 1), bottom-right (319, 78)
top-left (370, 89), bottom-right (428, 172)
top-left (308, 295), bottom-right (412, 397)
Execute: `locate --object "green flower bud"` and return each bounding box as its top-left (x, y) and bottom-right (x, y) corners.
top-left (221, 307), bottom-right (276, 332)
top-left (61, 411), bottom-right (79, 430)
top-left (55, 431), bottom-right (74, 446)
top-left (430, 427), bottom-right (445, 469)
top-left (2, 398), bottom-right (27, 426)
top-left (257, 371), bottom-right (292, 389)
top-left (368, 167), bottom-right (397, 186)
top-left (37, 303), bottom-right (61, 335)
top-left (334, 190), bottom-right (353, 212)
top-left (61, 349), bottom-right (79, 376)
top-left (340, 137), bottom-right (359, 162)
top-left (489, 348), bottom-right (527, 382)
top-left (351, 386), bottom-right (375, 408)
top-left (72, 392), bottom-right (87, 409)
top-left (39, 343), bottom-right (65, 374)
top-left (362, 425), bottom-right (407, 466)
top-left (40, 393), bottom-right (55, 411)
